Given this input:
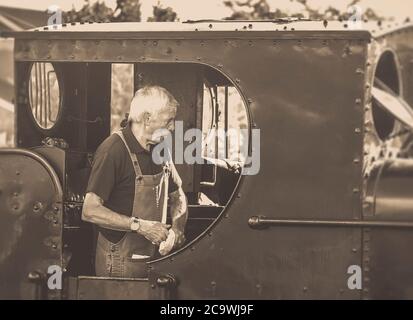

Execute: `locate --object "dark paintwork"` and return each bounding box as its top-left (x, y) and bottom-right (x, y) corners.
top-left (1, 21), bottom-right (413, 299)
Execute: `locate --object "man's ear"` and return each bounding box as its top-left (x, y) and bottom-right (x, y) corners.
top-left (142, 112), bottom-right (151, 126)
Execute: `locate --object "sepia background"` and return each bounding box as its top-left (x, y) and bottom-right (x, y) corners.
top-left (0, 0), bottom-right (411, 147)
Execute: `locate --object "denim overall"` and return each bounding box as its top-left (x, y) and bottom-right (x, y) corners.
top-left (95, 131), bottom-right (169, 278)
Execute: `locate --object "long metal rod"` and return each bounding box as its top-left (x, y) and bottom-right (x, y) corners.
top-left (43, 62), bottom-right (47, 128)
top-left (224, 86), bottom-right (228, 158)
top-left (38, 63), bottom-right (43, 126)
top-left (248, 216), bottom-right (413, 229)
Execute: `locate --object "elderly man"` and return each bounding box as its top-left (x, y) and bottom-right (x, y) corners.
top-left (82, 85), bottom-right (188, 278)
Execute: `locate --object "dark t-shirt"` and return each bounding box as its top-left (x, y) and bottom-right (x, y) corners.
top-left (86, 124), bottom-right (179, 243)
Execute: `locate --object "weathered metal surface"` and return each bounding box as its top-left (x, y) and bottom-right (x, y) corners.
top-left (142, 36), bottom-right (368, 299)
top-left (0, 148), bottom-right (63, 299)
top-left (3, 21), bottom-right (373, 41)
top-left (73, 276), bottom-right (151, 300)
top-left (361, 25), bottom-right (413, 300)
top-left (3, 21), bottom-right (413, 300)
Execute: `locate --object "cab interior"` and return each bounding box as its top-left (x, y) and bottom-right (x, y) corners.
top-left (16, 61), bottom-right (250, 276)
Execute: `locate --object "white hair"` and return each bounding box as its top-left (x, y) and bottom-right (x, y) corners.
top-left (128, 85), bottom-right (178, 123)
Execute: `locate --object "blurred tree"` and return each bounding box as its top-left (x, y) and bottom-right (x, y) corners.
top-left (63, 0), bottom-right (113, 23)
top-left (223, 0), bottom-right (384, 21)
top-left (112, 0), bottom-right (141, 22)
top-left (148, 5), bottom-right (178, 22)
top-left (63, 0), bottom-right (142, 23)
top-left (63, 0), bottom-right (178, 23)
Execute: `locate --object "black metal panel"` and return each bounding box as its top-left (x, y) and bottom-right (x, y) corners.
top-left (86, 63), bottom-right (111, 152)
top-left (12, 32), bottom-right (371, 299)
top-left (0, 149), bottom-right (63, 299)
top-left (72, 276), bottom-right (151, 300)
top-left (139, 37), bottom-right (367, 299)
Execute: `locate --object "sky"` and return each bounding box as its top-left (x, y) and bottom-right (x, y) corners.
top-left (0, 0), bottom-right (411, 21)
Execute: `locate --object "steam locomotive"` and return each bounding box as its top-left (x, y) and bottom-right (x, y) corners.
top-left (1, 19), bottom-right (413, 299)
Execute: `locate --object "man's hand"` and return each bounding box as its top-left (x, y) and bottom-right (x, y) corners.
top-left (137, 219), bottom-right (170, 245)
top-left (172, 227), bottom-right (186, 249)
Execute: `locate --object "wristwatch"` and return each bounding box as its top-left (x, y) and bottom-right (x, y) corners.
top-left (130, 217), bottom-right (141, 232)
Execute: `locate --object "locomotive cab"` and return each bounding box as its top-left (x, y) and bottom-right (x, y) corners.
top-left (3, 20), bottom-right (413, 300)
top-left (1, 50), bottom-right (250, 298)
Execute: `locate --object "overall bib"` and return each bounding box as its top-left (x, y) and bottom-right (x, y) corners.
top-left (95, 131), bottom-right (169, 278)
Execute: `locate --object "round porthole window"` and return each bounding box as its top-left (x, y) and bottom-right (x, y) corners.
top-left (28, 62), bottom-right (61, 130)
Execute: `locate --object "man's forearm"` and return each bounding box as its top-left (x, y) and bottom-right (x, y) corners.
top-left (169, 188), bottom-right (188, 231)
top-left (82, 193), bottom-right (131, 232)
top-left (89, 205), bottom-right (131, 231)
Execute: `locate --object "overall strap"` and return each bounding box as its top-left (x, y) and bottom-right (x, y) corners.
top-left (115, 130), bottom-right (143, 176)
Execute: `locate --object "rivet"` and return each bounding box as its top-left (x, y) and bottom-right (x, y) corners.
top-left (356, 68), bottom-right (364, 75)
top-left (16, 171), bottom-right (20, 175)
top-left (196, 57), bottom-right (201, 61)
top-left (235, 78), bottom-right (240, 84)
top-left (217, 64), bottom-right (223, 69)
top-left (303, 286), bottom-right (308, 292)
top-left (353, 158), bottom-right (360, 164)
top-left (153, 41), bottom-right (158, 46)
top-left (237, 193), bottom-right (241, 198)
top-left (13, 192), bottom-right (19, 197)
top-left (52, 244), bottom-right (57, 249)
top-left (247, 98), bottom-right (252, 104)
top-left (352, 248), bottom-right (357, 253)
top-left (353, 188), bottom-right (360, 194)
top-left (355, 98), bottom-right (362, 105)
top-left (354, 128), bottom-right (361, 133)
top-left (54, 206), bottom-right (59, 213)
